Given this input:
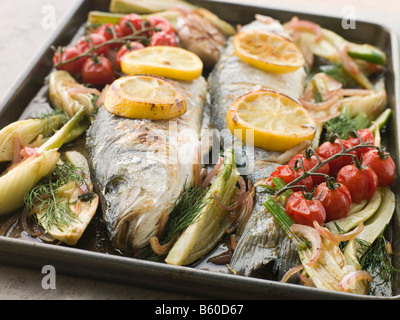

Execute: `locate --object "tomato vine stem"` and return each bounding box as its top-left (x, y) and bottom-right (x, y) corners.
top-left (53, 26), bottom-right (159, 68)
top-left (274, 132), bottom-right (382, 197)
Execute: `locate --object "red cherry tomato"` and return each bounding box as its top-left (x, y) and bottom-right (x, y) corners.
top-left (76, 33), bottom-right (109, 56)
top-left (347, 129), bottom-right (375, 159)
top-left (362, 149), bottom-right (395, 186)
top-left (315, 181), bottom-right (352, 221)
top-left (149, 32), bottom-right (177, 46)
top-left (317, 138), bottom-right (356, 175)
top-left (265, 165), bottom-right (313, 192)
top-left (52, 46), bottom-right (86, 75)
top-left (118, 13), bottom-right (144, 36)
top-left (82, 56), bottom-right (115, 86)
top-left (288, 152), bottom-right (330, 186)
top-left (94, 23), bottom-right (125, 49)
top-left (286, 191), bottom-right (326, 227)
top-left (336, 163), bottom-right (378, 203)
top-left (147, 16), bottom-right (175, 35)
top-left (115, 41), bottom-right (145, 69)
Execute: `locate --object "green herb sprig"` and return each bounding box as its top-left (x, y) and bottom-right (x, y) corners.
top-left (24, 162), bottom-right (89, 231)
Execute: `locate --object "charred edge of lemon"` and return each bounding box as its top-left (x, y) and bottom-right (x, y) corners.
top-left (226, 90), bottom-right (316, 152)
top-left (233, 31), bottom-right (305, 73)
top-left (103, 76), bottom-right (187, 120)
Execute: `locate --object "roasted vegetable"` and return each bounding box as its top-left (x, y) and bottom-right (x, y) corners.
top-left (0, 112), bottom-right (66, 163)
top-left (284, 17), bottom-right (386, 89)
top-left (0, 107), bottom-right (86, 216)
top-left (27, 150), bottom-right (99, 246)
top-left (165, 149), bottom-right (240, 265)
top-left (109, 0), bottom-right (196, 14)
top-left (49, 70), bottom-right (99, 119)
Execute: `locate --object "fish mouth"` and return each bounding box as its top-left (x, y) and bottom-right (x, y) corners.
top-left (102, 158), bottom-right (179, 253)
top-left (112, 213), bottom-right (141, 252)
top-left (110, 204), bottom-right (167, 253)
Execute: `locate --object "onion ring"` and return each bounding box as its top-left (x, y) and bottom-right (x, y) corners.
top-left (214, 176), bottom-right (247, 211)
top-left (291, 224), bottom-right (322, 266)
top-left (281, 264), bottom-right (304, 283)
top-left (338, 270), bottom-right (372, 291)
top-left (201, 156), bottom-right (224, 188)
top-left (313, 221), bottom-right (364, 243)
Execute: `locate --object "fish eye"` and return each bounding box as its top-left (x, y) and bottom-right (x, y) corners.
top-left (104, 176), bottom-right (128, 198)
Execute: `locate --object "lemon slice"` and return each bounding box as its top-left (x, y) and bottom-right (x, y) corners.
top-left (120, 46), bottom-right (203, 81)
top-left (226, 90), bottom-right (316, 152)
top-left (233, 30), bottom-right (305, 73)
top-left (103, 75), bottom-right (187, 120)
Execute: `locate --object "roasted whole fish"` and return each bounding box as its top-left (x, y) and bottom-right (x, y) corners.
top-left (207, 18), bottom-right (307, 277)
top-left (86, 76), bottom-right (207, 253)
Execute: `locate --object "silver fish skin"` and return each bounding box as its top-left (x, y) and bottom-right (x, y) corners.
top-left (86, 76), bottom-right (207, 253)
top-left (207, 19), bottom-right (305, 276)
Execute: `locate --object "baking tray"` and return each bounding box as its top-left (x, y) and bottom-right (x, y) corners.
top-left (0, 0), bottom-right (399, 300)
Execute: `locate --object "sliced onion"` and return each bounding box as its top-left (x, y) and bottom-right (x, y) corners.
top-left (340, 88), bottom-right (371, 97)
top-left (201, 156), bottom-right (224, 188)
top-left (340, 44), bottom-right (361, 76)
top-left (230, 234), bottom-right (237, 251)
top-left (281, 264), bottom-right (304, 283)
top-left (313, 221), bottom-right (364, 243)
top-left (338, 271), bottom-right (372, 291)
top-left (193, 146), bottom-right (200, 187)
top-left (291, 224), bottom-right (322, 266)
top-left (299, 274), bottom-right (315, 287)
top-left (286, 16), bottom-right (323, 42)
top-left (214, 176), bottom-right (247, 211)
top-left (237, 197), bottom-right (253, 233)
top-left (208, 251), bottom-right (233, 265)
top-left (149, 236), bottom-right (169, 256)
top-left (67, 86), bottom-right (101, 96)
top-left (314, 101), bottom-right (342, 123)
top-left (300, 95), bottom-right (340, 111)
top-left (156, 211), bottom-right (169, 238)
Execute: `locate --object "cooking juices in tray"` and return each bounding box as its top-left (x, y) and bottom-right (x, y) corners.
top-left (0, 0), bottom-right (398, 298)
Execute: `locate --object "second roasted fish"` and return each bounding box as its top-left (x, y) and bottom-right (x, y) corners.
top-left (207, 18), bottom-right (307, 277)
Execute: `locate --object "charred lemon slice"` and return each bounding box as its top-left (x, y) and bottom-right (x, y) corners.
top-left (120, 46), bottom-right (203, 81)
top-left (103, 75), bottom-right (187, 120)
top-left (226, 90), bottom-right (316, 152)
top-left (233, 30), bottom-right (305, 73)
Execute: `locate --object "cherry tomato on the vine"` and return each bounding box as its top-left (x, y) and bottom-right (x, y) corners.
top-left (149, 32), bottom-right (177, 46)
top-left (285, 191), bottom-right (326, 227)
top-left (147, 16), bottom-right (175, 35)
top-left (52, 46), bottom-right (86, 75)
top-left (76, 33), bottom-right (109, 57)
top-left (265, 165), bottom-right (313, 192)
top-left (115, 41), bottom-right (145, 69)
top-left (147, 16), bottom-right (177, 47)
top-left (82, 56), bottom-right (115, 86)
top-left (347, 129), bottom-right (375, 159)
top-left (317, 138), bottom-right (356, 175)
top-left (362, 149), bottom-right (395, 186)
top-left (118, 13), bottom-right (145, 36)
top-left (94, 23), bottom-right (125, 48)
top-left (336, 163), bottom-right (378, 203)
top-left (315, 180), bottom-right (352, 221)
top-left (288, 152), bottom-right (330, 186)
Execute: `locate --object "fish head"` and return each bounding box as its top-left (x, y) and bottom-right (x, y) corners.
top-left (101, 145), bottom-right (185, 253)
